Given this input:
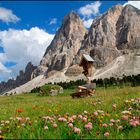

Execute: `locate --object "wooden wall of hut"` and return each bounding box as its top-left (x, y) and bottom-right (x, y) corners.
top-left (82, 61), bottom-right (93, 77)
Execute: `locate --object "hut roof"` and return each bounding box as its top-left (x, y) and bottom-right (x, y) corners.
top-left (79, 54), bottom-right (94, 66)
top-left (83, 54), bottom-right (94, 62)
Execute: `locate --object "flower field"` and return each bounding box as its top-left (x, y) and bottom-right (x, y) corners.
top-left (0, 86), bottom-right (140, 139)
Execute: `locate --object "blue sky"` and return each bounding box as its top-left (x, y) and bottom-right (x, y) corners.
top-left (1, 0), bottom-right (139, 82)
top-left (0, 1), bottom-right (126, 33)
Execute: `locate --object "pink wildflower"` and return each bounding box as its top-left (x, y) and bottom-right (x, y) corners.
top-left (104, 132), bottom-right (110, 137)
top-left (82, 117), bottom-right (87, 123)
top-left (68, 118), bottom-right (74, 123)
top-left (94, 111), bottom-right (98, 116)
top-left (116, 119), bottom-right (120, 123)
top-left (121, 115), bottom-right (129, 121)
top-left (135, 120), bottom-right (140, 125)
top-left (72, 115), bottom-right (77, 120)
top-left (43, 116), bottom-right (51, 120)
top-left (110, 119), bottom-right (115, 123)
top-left (78, 115), bottom-right (83, 119)
top-left (68, 123), bottom-right (73, 128)
top-left (118, 126), bottom-right (123, 130)
top-left (52, 123), bottom-right (57, 128)
top-left (129, 121), bottom-right (137, 127)
top-left (103, 123), bottom-right (108, 127)
top-left (58, 117), bottom-right (67, 122)
top-left (16, 117), bottom-right (22, 121)
top-left (128, 107), bottom-right (133, 111)
top-left (85, 122), bottom-right (93, 130)
top-left (129, 119), bottom-right (140, 127)
top-left (88, 122), bottom-right (92, 125)
top-left (73, 127), bottom-right (81, 135)
top-left (62, 118), bottom-right (67, 122)
top-left (102, 113), bottom-right (105, 116)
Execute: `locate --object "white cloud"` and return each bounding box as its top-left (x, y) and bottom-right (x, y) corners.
top-left (83, 18), bottom-right (93, 28)
top-left (78, 1), bottom-right (101, 28)
top-left (0, 62), bottom-right (11, 82)
top-left (0, 7), bottom-right (20, 23)
top-left (0, 62), bottom-right (11, 73)
top-left (78, 1), bottom-right (101, 18)
top-left (123, 1), bottom-right (140, 10)
top-left (0, 27), bottom-right (54, 81)
top-left (49, 18), bottom-right (57, 25)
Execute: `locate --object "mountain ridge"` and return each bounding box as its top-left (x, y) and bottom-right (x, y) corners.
top-left (1, 4), bottom-right (140, 95)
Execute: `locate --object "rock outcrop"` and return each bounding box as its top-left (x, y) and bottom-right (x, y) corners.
top-left (0, 62), bottom-right (37, 94)
top-left (32, 11), bottom-right (87, 78)
top-left (116, 4), bottom-right (140, 50)
top-left (75, 5), bottom-right (123, 67)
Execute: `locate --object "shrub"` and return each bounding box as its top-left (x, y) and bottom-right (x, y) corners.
top-left (31, 87), bottom-right (40, 93)
top-left (39, 84), bottom-right (63, 96)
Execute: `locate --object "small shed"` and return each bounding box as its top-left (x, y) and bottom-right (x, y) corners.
top-left (79, 54), bottom-right (94, 77)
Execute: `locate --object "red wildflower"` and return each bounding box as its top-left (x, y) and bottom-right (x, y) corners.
top-left (16, 108), bottom-right (24, 113)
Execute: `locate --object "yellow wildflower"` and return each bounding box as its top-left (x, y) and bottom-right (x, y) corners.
top-left (100, 116), bottom-right (103, 119)
top-left (100, 120), bottom-right (102, 123)
top-left (17, 125), bottom-right (21, 128)
top-left (0, 135), bottom-right (4, 139)
top-left (48, 109), bottom-right (51, 112)
top-left (106, 113), bottom-right (110, 117)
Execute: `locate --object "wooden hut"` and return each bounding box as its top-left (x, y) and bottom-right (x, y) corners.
top-left (70, 54), bottom-right (96, 98)
top-left (79, 54), bottom-right (94, 78)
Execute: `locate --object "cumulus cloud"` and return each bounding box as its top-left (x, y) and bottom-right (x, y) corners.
top-left (0, 62), bottom-right (11, 73)
top-left (0, 62), bottom-right (11, 81)
top-left (78, 1), bottom-right (101, 18)
top-left (0, 27), bottom-right (54, 81)
top-left (78, 1), bottom-right (101, 28)
top-left (49, 18), bottom-right (57, 25)
top-left (0, 7), bottom-right (20, 23)
top-left (123, 1), bottom-right (140, 9)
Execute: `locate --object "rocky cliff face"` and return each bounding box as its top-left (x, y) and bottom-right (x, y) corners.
top-left (32, 4), bottom-right (140, 78)
top-left (116, 4), bottom-right (140, 50)
top-left (74, 5), bottom-right (123, 68)
top-left (72, 4), bottom-right (140, 68)
top-left (0, 62), bottom-right (37, 94)
top-left (32, 11), bottom-right (87, 78)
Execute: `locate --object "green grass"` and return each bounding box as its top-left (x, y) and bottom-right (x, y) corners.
top-left (0, 86), bottom-right (140, 139)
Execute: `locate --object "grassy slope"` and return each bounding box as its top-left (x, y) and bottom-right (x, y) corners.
top-left (0, 86), bottom-right (140, 139)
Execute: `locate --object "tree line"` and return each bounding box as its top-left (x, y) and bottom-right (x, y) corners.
top-left (31, 74), bottom-right (140, 93)
top-left (92, 74), bottom-right (140, 88)
top-left (57, 74), bottom-right (140, 89)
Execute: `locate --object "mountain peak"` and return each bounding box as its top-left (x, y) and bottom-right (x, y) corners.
top-left (62, 11), bottom-right (82, 26)
top-left (106, 4), bottom-right (123, 15)
top-left (123, 4), bottom-right (140, 14)
top-left (69, 10), bottom-right (77, 16)
top-left (32, 10), bottom-right (87, 77)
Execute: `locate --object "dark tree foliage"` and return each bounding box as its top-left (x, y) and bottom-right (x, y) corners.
top-left (31, 74), bottom-right (140, 93)
top-left (93, 74), bottom-right (140, 88)
top-left (57, 79), bottom-right (87, 89)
